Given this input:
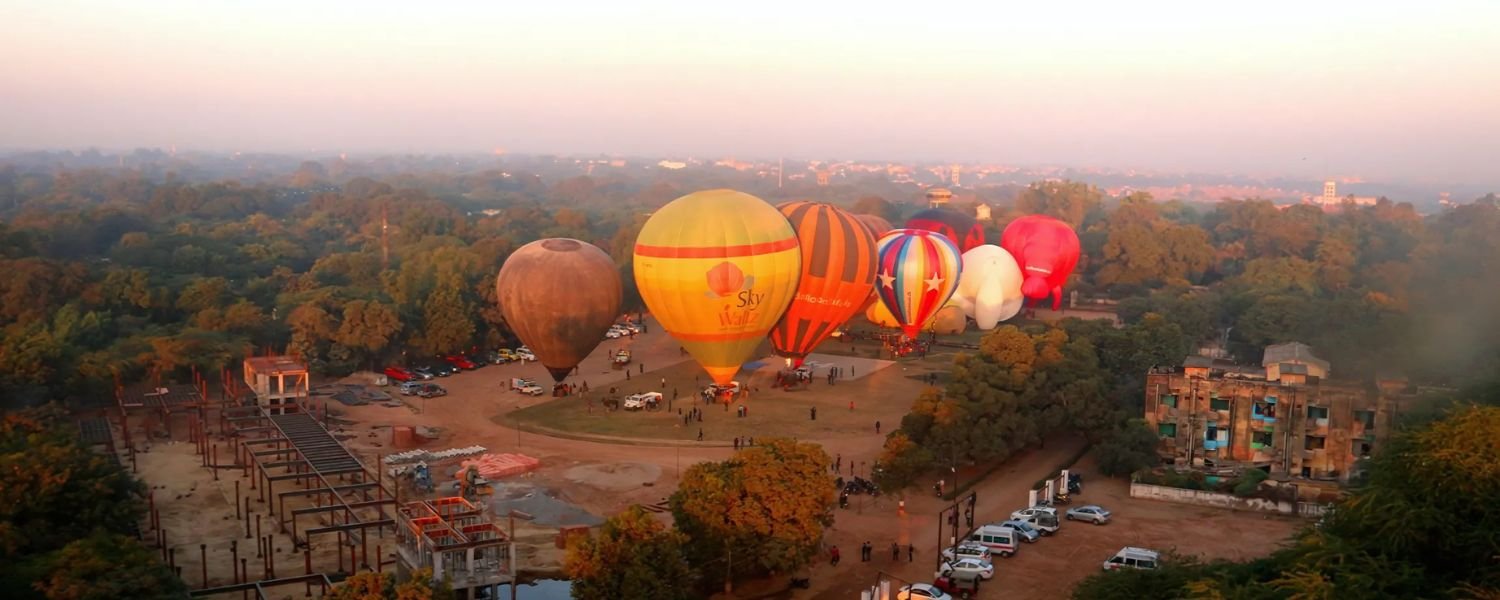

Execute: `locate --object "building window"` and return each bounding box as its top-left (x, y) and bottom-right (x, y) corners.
top-left (1162, 394), bottom-right (1178, 408)
top-left (1353, 440), bottom-right (1373, 458)
top-left (1307, 406), bottom-right (1329, 420)
top-left (1355, 409), bottom-right (1375, 429)
top-left (1158, 423), bottom-right (1177, 437)
top-left (1253, 399), bottom-right (1278, 419)
top-left (1252, 431), bottom-right (1274, 447)
top-left (1305, 436), bottom-right (1326, 450)
top-left (1211, 398), bottom-right (1230, 411)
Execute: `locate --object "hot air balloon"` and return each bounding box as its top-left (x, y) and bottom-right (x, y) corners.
top-left (956, 245), bottom-right (1024, 329)
top-left (633, 189), bottom-right (801, 385)
top-left (854, 214), bottom-right (894, 237)
top-left (927, 301), bottom-right (967, 335)
top-left (875, 229), bottom-right (962, 339)
top-left (906, 208), bottom-right (985, 253)
top-left (768, 202), bottom-right (878, 367)
top-left (1001, 215), bottom-right (1081, 311)
top-left (496, 238), bottom-right (623, 382)
top-left (865, 298), bottom-right (901, 328)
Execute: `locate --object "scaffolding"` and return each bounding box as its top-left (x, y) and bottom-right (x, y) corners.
top-left (396, 497), bottom-right (514, 598)
top-left (224, 401), bottom-right (396, 574)
top-left (114, 368), bottom-right (218, 452)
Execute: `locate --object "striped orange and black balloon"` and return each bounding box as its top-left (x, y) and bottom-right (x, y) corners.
top-left (769, 201), bottom-right (878, 367)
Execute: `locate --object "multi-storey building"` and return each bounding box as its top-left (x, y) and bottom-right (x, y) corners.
top-left (1144, 342), bottom-right (1410, 483)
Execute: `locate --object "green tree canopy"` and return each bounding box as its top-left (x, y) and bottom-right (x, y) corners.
top-left (564, 506), bottom-right (695, 600)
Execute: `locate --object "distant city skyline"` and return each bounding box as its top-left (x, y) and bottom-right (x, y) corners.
top-left (3, 1), bottom-right (1498, 185)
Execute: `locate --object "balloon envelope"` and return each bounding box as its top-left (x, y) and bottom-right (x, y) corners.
top-left (854, 214), bottom-right (894, 237)
top-left (906, 208), bottom-right (985, 253)
top-left (875, 229), bottom-right (963, 339)
top-left (957, 245), bottom-right (1024, 329)
top-left (496, 239), bottom-right (623, 382)
top-left (633, 189), bottom-right (801, 384)
top-left (927, 301), bottom-right (967, 335)
top-left (1001, 215), bottom-right (1081, 310)
top-left (769, 202), bottom-right (878, 366)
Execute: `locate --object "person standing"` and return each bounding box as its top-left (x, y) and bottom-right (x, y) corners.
top-left (697, 429), bottom-right (703, 441)
top-left (875, 420), bottom-right (881, 434)
top-left (830, 545), bottom-right (840, 566)
top-left (907, 544), bottom-right (915, 562)
top-left (891, 542), bottom-right (899, 561)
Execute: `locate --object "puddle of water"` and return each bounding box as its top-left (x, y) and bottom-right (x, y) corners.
top-left (486, 579), bottom-right (572, 600)
top-left (489, 482), bottom-right (603, 527)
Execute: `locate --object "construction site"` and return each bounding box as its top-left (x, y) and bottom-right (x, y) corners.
top-left (75, 355), bottom-right (548, 599)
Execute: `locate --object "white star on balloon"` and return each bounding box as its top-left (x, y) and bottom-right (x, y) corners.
top-left (878, 271), bottom-right (896, 289)
top-left (924, 275), bottom-right (945, 291)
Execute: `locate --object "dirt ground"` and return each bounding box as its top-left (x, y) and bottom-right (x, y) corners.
top-left (126, 312), bottom-right (1299, 598)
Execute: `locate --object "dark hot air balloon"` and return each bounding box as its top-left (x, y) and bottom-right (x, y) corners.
top-left (1000, 215), bottom-right (1081, 311)
top-left (769, 202), bottom-right (878, 367)
top-left (496, 238), bottom-right (622, 382)
top-left (906, 207), bottom-right (985, 252)
top-left (854, 213), bottom-right (894, 237)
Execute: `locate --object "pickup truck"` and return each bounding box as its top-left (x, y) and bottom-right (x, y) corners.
top-left (613, 349), bottom-right (632, 366)
top-left (623, 392), bottom-right (662, 411)
top-left (511, 378), bottom-right (545, 396)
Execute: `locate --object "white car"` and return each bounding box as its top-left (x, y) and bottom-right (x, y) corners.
top-left (515, 346), bottom-right (536, 361)
top-left (1066, 505), bottom-right (1112, 525)
top-left (622, 392), bottom-right (662, 411)
top-left (605, 328), bottom-right (624, 339)
top-left (940, 543), bottom-right (992, 563)
top-left (1103, 547), bottom-right (1159, 571)
top-left (940, 557), bottom-right (995, 580)
top-left (897, 583), bottom-right (952, 600)
top-left (1010, 505), bottom-right (1059, 521)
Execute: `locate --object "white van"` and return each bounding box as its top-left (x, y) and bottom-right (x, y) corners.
top-left (966, 525), bottom-right (1020, 557)
top-left (1102, 547), bottom-right (1159, 571)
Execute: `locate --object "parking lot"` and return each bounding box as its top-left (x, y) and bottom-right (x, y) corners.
top-left (812, 453), bottom-right (1305, 599)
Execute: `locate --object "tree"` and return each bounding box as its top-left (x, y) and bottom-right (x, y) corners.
top-left (325, 569), bottom-right (451, 600)
top-left (564, 506), bottom-right (695, 600)
top-left (872, 431), bottom-right (935, 491)
top-left (670, 438), bottom-right (834, 582)
top-left (334, 300), bottom-right (402, 356)
top-left (417, 272), bottom-right (474, 354)
top-left (1093, 420), bottom-right (1160, 477)
top-left (1014, 180), bottom-right (1102, 229)
top-left (33, 533), bottom-right (184, 600)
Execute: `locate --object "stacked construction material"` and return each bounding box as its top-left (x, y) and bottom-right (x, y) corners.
top-left (457, 453), bottom-right (541, 480)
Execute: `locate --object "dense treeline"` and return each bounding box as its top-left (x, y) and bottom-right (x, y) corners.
top-left (1, 164), bottom-right (1497, 411)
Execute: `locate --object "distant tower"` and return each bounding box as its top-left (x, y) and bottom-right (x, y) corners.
top-left (816, 170), bottom-right (830, 186)
top-left (778, 157), bottom-right (784, 189)
top-left (950, 165), bottom-right (962, 186)
top-left (1322, 181), bottom-right (1337, 203)
top-left (926, 187), bottom-right (953, 209)
top-left (975, 204), bottom-right (991, 221)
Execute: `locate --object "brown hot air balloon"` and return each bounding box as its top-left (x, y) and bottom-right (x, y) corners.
top-left (496, 238), bottom-right (623, 382)
top-left (854, 213), bottom-right (894, 237)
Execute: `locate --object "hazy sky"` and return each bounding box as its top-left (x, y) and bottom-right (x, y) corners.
top-left (3, 0), bottom-right (1498, 183)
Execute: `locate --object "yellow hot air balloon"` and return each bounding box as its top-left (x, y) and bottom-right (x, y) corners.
top-left (633, 190), bottom-right (801, 385)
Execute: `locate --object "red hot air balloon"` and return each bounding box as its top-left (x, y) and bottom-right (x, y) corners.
top-left (1000, 215), bottom-right (1081, 311)
top-left (769, 202), bottom-right (878, 367)
top-left (906, 208), bottom-right (985, 252)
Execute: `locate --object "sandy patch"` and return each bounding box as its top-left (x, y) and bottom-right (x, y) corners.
top-left (563, 462), bottom-right (664, 492)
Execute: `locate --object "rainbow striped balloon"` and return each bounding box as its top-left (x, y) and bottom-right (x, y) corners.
top-left (875, 229), bottom-right (963, 339)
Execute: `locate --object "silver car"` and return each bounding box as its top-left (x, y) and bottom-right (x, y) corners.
top-left (999, 519), bottom-right (1042, 542)
top-left (1066, 504), bottom-right (1112, 525)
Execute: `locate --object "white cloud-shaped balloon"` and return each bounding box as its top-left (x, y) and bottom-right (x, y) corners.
top-left (957, 245), bottom-right (1025, 329)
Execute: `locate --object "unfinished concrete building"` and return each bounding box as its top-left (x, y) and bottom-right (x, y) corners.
top-left (1145, 342), bottom-right (1411, 483)
top-left (243, 356), bottom-right (310, 415)
top-left (396, 497), bottom-right (514, 599)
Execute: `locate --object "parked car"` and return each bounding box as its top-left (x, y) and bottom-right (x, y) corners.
top-left (398, 381), bottom-right (425, 396)
top-left (605, 327), bottom-right (627, 339)
top-left (483, 350), bottom-right (508, 364)
top-left (896, 583), bottom-right (952, 600)
top-left (939, 557), bottom-right (995, 580)
top-left (382, 366), bottom-right (413, 382)
top-left (410, 366), bottom-right (435, 380)
top-left (998, 519), bottom-right (1042, 542)
top-left (426, 363), bottom-right (455, 377)
top-left (1010, 505), bottom-right (1059, 522)
top-left (966, 524), bottom-right (1020, 557)
top-left (416, 383), bottom-right (447, 398)
top-left (511, 378), bottom-right (544, 396)
top-left (443, 355), bottom-right (477, 370)
top-left (1016, 510), bottom-right (1061, 535)
top-left (940, 543), bottom-right (992, 563)
top-left (515, 346), bottom-right (536, 361)
top-left (931, 573), bottom-right (982, 600)
top-left (705, 381), bottom-right (742, 399)
top-left (1103, 547), bottom-right (1159, 571)
top-left (1067, 505), bottom-right (1112, 525)
top-left (623, 392), bottom-right (662, 411)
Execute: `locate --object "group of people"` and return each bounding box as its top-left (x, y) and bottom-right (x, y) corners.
top-left (829, 541), bottom-right (913, 565)
top-left (731, 436), bottom-right (755, 450)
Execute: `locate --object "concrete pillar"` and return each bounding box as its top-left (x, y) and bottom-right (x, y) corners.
top-left (1028, 489), bottom-right (1038, 507)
